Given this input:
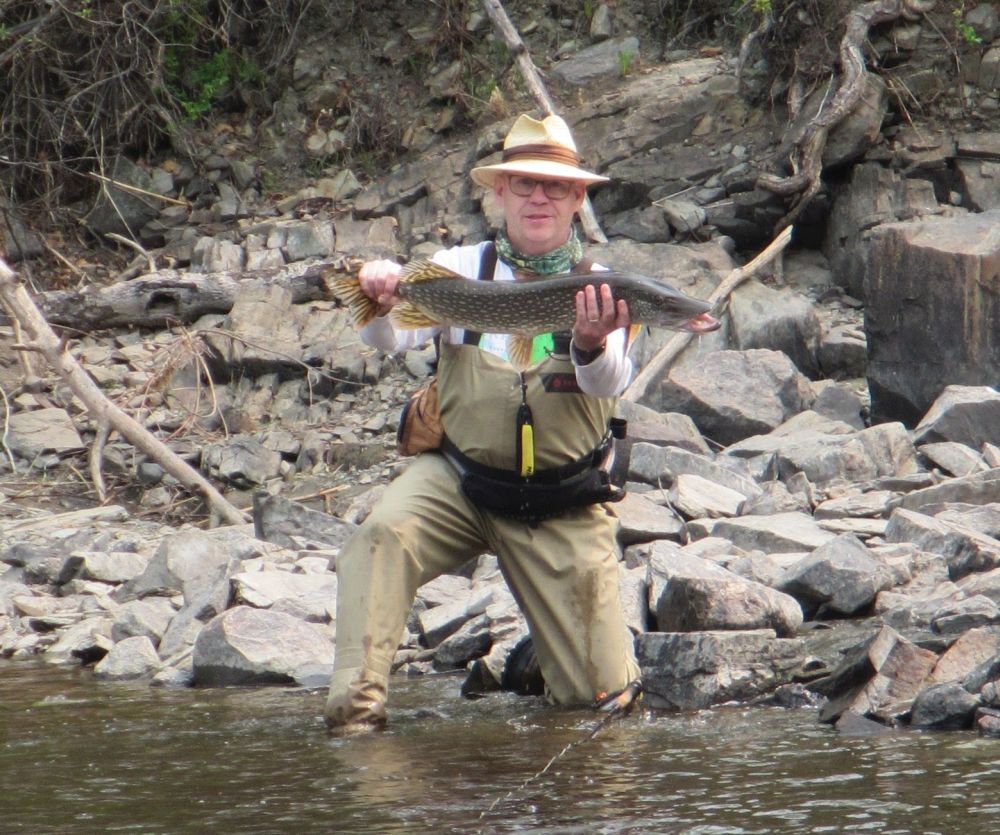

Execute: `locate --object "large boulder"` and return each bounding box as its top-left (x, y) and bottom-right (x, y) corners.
top-left (862, 210), bottom-right (1000, 425)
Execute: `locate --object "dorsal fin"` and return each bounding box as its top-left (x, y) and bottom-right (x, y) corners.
top-left (400, 259), bottom-right (465, 285)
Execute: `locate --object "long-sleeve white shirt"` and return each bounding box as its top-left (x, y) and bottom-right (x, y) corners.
top-left (359, 241), bottom-right (635, 397)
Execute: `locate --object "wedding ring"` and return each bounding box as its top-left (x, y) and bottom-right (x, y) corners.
top-left (588, 314), bottom-right (599, 322)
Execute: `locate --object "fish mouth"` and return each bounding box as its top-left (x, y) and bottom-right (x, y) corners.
top-left (680, 311), bottom-right (721, 333)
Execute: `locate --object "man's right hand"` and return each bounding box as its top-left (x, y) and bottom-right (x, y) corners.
top-left (359, 259), bottom-right (403, 311)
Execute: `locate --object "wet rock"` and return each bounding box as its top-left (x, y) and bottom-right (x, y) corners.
top-left (909, 683), bottom-right (979, 730)
top-left (810, 625), bottom-right (938, 724)
top-left (929, 626), bottom-right (1000, 685)
top-left (637, 629), bottom-right (805, 710)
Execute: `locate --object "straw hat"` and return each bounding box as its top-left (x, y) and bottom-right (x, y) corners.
top-left (470, 114), bottom-right (609, 189)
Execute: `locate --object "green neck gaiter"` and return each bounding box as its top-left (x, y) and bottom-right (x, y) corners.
top-left (494, 228), bottom-right (583, 275)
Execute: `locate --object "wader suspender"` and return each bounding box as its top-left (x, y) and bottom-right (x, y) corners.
top-left (439, 246), bottom-right (627, 520)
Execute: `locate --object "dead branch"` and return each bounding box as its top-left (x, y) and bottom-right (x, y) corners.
top-left (0, 254), bottom-right (248, 526)
top-left (757, 0), bottom-right (938, 229)
top-left (479, 0), bottom-right (607, 244)
top-left (621, 225), bottom-right (794, 404)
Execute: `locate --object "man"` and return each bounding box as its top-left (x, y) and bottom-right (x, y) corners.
top-left (325, 113), bottom-right (641, 733)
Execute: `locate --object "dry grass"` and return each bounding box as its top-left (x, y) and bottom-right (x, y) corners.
top-left (0, 0), bottom-right (312, 207)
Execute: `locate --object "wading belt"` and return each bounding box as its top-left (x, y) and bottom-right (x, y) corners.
top-left (440, 420), bottom-right (627, 523)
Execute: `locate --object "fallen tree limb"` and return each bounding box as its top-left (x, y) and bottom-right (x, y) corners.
top-left (2, 259), bottom-right (341, 332)
top-left (621, 225), bottom-right (794, 404)
top-left (479, 0), bottom-right (607, 244)
top-left (0, 255), bottom-right (249, 526)
top-left (758, 0), bottom-right (937, 230)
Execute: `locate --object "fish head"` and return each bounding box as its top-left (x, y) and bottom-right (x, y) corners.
top-left (644, 284), bottom-right (721, 333)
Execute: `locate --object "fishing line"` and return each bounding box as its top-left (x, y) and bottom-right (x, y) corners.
top-left (476, 680), bottom-right (642, 829)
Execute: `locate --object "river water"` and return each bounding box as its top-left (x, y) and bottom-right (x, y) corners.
top-left (3, 661), bottom-right (1000, 834)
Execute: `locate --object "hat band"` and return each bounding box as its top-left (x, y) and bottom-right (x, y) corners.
top-left (501, 144), bottom-right (582, 168)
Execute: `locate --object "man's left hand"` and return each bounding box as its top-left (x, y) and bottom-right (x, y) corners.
top-left (572, 283), bottom-right (630, 352)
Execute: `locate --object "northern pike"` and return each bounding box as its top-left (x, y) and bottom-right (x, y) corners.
top-left (331, 259), bottom-right (720, 369)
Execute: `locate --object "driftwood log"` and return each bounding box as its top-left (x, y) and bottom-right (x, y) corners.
top-left (0, 255), bottom-right (248, 526)
top-left (480, 0), bottom-right (607, 244)
top-left (3, 260), bottom-right (341, 332)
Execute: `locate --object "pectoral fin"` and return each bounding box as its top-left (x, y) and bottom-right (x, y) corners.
top-left (507, 334), bottom-right (533, 371)
top-left (388, 301), bottom-right (440, 329)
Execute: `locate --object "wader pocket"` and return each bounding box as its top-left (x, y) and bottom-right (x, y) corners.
top-left (396, 378), bottom-right (443, 456)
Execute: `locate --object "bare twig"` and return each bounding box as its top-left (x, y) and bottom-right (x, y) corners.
top-left (0, 380), bottom-right (18, 473)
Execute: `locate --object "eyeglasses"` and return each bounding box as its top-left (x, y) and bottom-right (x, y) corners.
top-left (506, 175), bottom-right (574, 200)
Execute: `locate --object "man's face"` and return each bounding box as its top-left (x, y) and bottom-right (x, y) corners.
top-left (494, 174), bottom-right (586, 256)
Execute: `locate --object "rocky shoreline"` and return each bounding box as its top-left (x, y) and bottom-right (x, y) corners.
top-left (3, 5), bottom-right (1000, 737)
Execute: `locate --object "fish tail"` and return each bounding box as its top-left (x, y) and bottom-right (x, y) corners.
top-left (330, 274), bottom-right (378, 328)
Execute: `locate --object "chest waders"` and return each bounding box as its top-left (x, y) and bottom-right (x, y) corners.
top-left (439, 244), bottom-right (627, 525)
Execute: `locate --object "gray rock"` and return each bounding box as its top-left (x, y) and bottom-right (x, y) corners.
top-left (116, 530), bottom-right (238, 621)
top-left (252, 493), bottom-right (356, 551)
top-left (637, 629), bottom-right (805, 710)
top-left (709, 512), bottom-right (836, 554)
top-left (5, 408), bottom-right (83, 460)
top-left (910, 683), bottom-right (980, 730)
top-left (655, 349), bottom-right (815, 446)
top-left (192, 605), bottom-right (333, 686)
top-left (628, 443), bottom-right (761, 498)
top-left (781, 534), bottom-right (896, 618)
top-left (615, 491), bottom-right (685, 545)
top-left (232, 570), bottom-right (337, 623)
top-left (884, 508), bottom-right (1000, 579)
top-left (111, 598), bottom-right (177, 646)
top-left (864, 213), bottom-right (1000, 425)
top-left (94, 635), bottom-right (161, 680)
top-left (551, 36), bottom-right (640, 86)
top-left (810, 625), bottom-right (938, 724)
top-left (657, 574), bottom-right (803, 637)
top-left (729, 280), bottom-right (821, 378)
